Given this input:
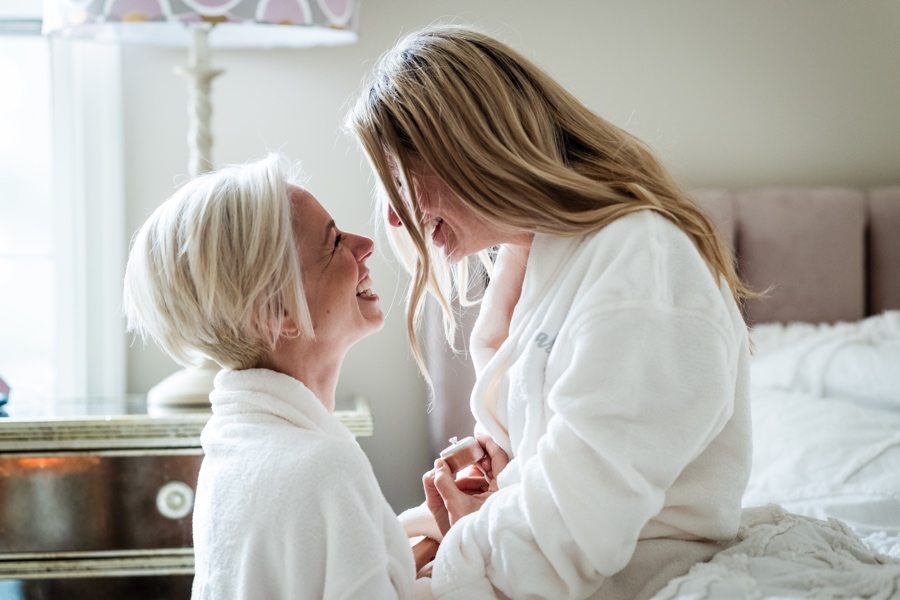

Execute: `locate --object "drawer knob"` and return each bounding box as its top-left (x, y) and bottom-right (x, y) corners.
top-left (156, 480), bottom-right (194, 520)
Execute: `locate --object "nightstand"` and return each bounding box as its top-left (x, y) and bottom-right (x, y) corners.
top-left (0, 396), bottom-right (372, 599)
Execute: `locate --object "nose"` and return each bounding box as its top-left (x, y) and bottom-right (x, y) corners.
top-left (351, 233), bottom-right (374, 263)
top-left (387, 204), bottom-right (403, 228)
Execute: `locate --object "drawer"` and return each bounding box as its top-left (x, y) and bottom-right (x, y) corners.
top-left (0, 450), bottom-right (202, 556)
top-left (0, 574), bottom-right (193, 600)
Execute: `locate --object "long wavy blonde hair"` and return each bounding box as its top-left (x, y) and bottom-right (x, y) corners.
top-left (346, 25), bottom-right (751, 380)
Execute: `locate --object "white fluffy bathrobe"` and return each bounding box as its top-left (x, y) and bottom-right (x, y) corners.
top-left (192, 369), bottom-right (425, 600)
top-left (430, 211), bottom-right (752, 599)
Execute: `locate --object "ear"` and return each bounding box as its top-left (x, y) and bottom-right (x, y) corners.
top-left (280, 315), bottom-right (301, 339)
top-left (387, 204), bottom-right (403, 227)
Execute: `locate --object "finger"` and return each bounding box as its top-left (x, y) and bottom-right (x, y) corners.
top-left (433, 459), bottom-right (465, 503)
top-left (417, 561), bottom-right (434, 579)
top-left (411, 537), bottom-right (439, 571)
top-left (455, 476), bottom-right (490, 493)
top-left (422, 469), bottom-right (439, 503)
top-left (435, 459), bottom-right (486, 525)
top-left (422, 469), bottom-right (451, 535)
top-left (458, 464), bottom-right (488, 480)
top-left (476, 456), bottom-right (492, 479)
top-left (476, 435), bottom-right (510, 477)
top-left (473, 436), bottom-right (494, 477)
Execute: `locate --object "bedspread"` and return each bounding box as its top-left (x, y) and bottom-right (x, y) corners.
top-left (651, 505), bottom-right (900, 599)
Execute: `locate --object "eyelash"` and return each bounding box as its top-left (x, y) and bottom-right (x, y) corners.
top-left (333, 233), bottom-right (343, 251)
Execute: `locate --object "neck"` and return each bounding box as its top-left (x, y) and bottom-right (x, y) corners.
top-left (499, 231), bottom-right (534, 252)
top-left (256, 341), bottom-right (346, 412)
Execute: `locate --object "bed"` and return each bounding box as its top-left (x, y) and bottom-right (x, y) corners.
top-left (422, 186), bottom-right (900, 598)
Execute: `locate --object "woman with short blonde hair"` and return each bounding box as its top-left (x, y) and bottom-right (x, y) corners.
top-left (124, 154), bottom-right (429, 599)
top-left (348, 25), bottom-right (754, 599)
top-left (124, 155), bottom-right (312, 371)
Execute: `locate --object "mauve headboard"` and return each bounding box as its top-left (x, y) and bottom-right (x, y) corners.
top-left (691, 187), bottom-right (900, 325)
top-left (423, 186), bottom-right (900, 456)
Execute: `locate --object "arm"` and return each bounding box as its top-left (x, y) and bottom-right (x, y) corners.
top-left (315, 440), bottom-right (418, 600)
top-left (399, 502), bottom-right (443, 541)
top-left (431, 305), bottom-right (738, 599)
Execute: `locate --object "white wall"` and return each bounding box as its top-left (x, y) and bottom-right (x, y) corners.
top-left (123, 0), bottom-right (900, 510)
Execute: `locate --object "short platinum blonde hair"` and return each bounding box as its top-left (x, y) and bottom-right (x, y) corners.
top-left (123, 154), bottom-right (313, 370)
top-left (346, 25), bottom-right (752, 379)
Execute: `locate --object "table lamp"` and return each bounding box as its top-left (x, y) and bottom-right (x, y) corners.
top-left (43, 0), bottom-right (360, 411)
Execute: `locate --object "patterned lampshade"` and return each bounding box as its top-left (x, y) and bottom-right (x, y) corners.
top-left (42, 0), bottom-right (358, 48)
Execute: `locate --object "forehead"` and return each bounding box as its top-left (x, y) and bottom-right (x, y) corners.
top-left (289, 186), bottom-right (331, 237)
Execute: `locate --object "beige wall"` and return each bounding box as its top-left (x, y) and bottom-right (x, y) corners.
top-left (123, 0), bottom-right (900, 510)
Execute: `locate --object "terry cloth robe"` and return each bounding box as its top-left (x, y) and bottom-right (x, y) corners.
top-left (431, 211), bottom-right (752, 599)
top-left (192, 368), bottom-right (428, 600)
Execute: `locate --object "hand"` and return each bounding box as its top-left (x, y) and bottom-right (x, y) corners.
top-left (423, 467), bottom-right (452, 535)
top-left (426, 459), bottom-right (509, 535)
top-left (423, 436), bottom-right (510, 536)
top-left (417, 560), bottom-right (434, 579)
top-left (410, 536), bottom-right (439, 573)
top-left (474, 434), bottom-right (509, 481)
top-left (433, 459), bottom-right (496, 531)
top-left (423, 465), bottom-right (488, 536)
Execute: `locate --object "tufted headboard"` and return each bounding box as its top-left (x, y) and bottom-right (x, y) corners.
top-left (423, 186), bottom-right (900, 456)
top-left (691, 187), bottom-right (900, 325)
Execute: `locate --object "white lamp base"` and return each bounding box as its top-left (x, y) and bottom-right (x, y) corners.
top-left (147, 361), bottom-right (219, 414)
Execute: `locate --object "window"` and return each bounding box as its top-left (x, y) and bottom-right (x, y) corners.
top-left (0, 35), bottom-right (54, 412)
top-left (0, 8), bottom-right (126, 415)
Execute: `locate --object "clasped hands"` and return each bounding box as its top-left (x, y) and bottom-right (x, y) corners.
top-left (414, 435), bottom-right (509, 577)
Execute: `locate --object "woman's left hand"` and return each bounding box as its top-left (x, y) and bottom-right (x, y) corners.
top-left (424, 464), bottom-right (489, 535)
top-left (424, 438), bottom-right (509, 535)
top-left (430, 458), bottom-right (500, 528)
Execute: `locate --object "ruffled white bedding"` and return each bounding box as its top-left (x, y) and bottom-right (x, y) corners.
top-left (863, 531), bottom-right (900, 561)
top-left (750, 311), bottom-right (900, 411)
top-left (649, 312), bottom-right (900, 598)
top-left (652, 506), bottom-right (900, 599)
top-left (743, 389), bottom-right (900, 536)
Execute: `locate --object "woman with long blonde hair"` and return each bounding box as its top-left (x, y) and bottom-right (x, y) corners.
top-left (348, 25), bottom-right (753, 599)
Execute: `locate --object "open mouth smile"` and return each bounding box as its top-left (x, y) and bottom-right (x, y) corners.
top-left (356, 274), bottom-right (378, 300)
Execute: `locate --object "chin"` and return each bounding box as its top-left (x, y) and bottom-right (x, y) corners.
top-left (360, 312), bottom-right (385, 336)
top-left (443, 244), bottom-right (466, 264)
top-left (368, 315), bottom-right (386, 333)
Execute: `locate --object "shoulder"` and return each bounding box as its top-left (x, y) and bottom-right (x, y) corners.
top-left (203, 419), bottom-right (376, 506)
top-left (539, 211), bottom-right (743, 340)
top-left (267, 434), bottom-right (375, 494)
top-left (537, 210), bottom-right (696, 276)
top-left (573, 211), bottom-right (725, 305)
top-left (579, 210), bottom-right (702, 270)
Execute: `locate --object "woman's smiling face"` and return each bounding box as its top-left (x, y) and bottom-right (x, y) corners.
top-left (291, 187), bottom-right (383, 347)
top-left (388, 163), bottom-right (504, 263)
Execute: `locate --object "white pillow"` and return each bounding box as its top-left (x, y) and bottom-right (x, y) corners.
top-left (750, 310), bottom-right (900, 411)
top-left (744, 389), bottom-right (900, 534)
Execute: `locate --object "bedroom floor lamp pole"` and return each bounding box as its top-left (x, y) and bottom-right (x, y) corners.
top-left (42, 0), bottom-right (360, 412)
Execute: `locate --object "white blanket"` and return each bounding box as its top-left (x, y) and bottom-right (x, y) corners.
top-left (652, 506), bottom-right (900, 599)
top-left (743, 389), bottom-right (900, 536)
top-left (750, 311), bottom-right (900, 411)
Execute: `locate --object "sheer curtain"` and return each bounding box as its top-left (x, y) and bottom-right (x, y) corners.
top-left (0, 6), bottom-right (126, 415)
top-left (0, 35), bottom-right (54, 412)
